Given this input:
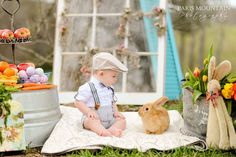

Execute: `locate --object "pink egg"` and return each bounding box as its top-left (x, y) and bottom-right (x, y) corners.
top-left (29, 74), bottom-right (40, 83)
top-left (24, 80), bottom-right (32, 83)
top-left (40, 74), bottom-right (48, 83)
top-left (18, 70), bottom-right (28, 80)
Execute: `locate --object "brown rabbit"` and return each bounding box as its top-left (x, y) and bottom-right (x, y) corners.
top-left (138, 96), bottom-right (170, 134)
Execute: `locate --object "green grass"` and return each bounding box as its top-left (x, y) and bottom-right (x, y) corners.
top-left (3, 145), bottom-right (235, 157)
top-left (117, 100), bottom-right (183, 113)
top-left (65, 147), bottom-right (236, 157)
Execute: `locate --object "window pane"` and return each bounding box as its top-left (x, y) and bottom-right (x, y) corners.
top-left (64, 0), bottom-right (93, 14)
top-left (60, 55), bottom-right (155, 92)
top-left (61, 55), bottom-right (91, 91)
top-left (129, 19), bottom-right (148, 52)
top-left (61, 17), bottom-right (92, 52)
top-left (130, 0), bottom-right (141, 11)
top-left (96, 16), bottom-right (122, 48)
top-left (113, 56), bottom-right (155, 92)
top-left (126, 56), bottom-right (155, 92)
top-left (129, 0), bottom-right (149, 52)
top-left (97, 0), bottom-right (125, 13)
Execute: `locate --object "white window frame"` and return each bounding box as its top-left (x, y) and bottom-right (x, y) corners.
top-left (53, 0), bottom-right (167, 105)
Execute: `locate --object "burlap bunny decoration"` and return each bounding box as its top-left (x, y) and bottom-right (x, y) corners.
top-left (206, 56), bottom-right (236, 150)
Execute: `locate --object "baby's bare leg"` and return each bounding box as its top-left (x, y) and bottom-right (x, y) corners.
top-left (84, 118), bottom-right (111, 136)
top-left (108, 118), bottom-right (126, 137)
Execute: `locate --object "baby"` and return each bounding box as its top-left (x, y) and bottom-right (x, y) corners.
top-left (74, 52), bottom-right (128, 137)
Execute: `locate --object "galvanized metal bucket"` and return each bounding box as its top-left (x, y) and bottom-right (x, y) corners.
top-left (12, 87), bottom-right (62, 147)
top-left (181, 88), bottom-right (209, 139)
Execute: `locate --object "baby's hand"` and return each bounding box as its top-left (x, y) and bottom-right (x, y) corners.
top-left (87, 110), bottom-right (99, 119)
top-left (114, 111), bottom-right (125, 119)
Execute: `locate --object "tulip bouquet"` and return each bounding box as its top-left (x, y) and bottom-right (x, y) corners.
top-left (182, 47), bottom-right (236, 128)
top-left (182, 47), bottom-right (212, 103)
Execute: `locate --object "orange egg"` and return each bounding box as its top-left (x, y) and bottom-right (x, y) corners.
top-left (3, 68), bottom-right (16, 77)
top-left (0, 61), bottom-right (9, 72)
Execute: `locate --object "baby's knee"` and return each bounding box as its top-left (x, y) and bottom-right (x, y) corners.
top-left (116, 117), bottom-right (126, 127)
top-left (116, 117), bottom-right (126, 122)
top-left (84, 118), bottom-right (101, 128)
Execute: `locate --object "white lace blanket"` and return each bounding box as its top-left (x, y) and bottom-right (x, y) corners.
top-left (41, 106), bottom-right (207, 154)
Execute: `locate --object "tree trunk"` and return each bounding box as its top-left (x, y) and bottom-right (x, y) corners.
top-left (198, 26), bottom-right (205, 68)
top-left (216, 24), bottom-right (224, 60)
top-left (179, 31), bottom-right (186, 66)
top-left (189, 30), bottom-right (196, 69)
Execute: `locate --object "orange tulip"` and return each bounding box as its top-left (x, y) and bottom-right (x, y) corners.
top-left (233, 83), bottom-right (236, 101)
top-left (233, 83), bottom-right (236, 91)
top-left (193, 67), bottom-right (200, 78)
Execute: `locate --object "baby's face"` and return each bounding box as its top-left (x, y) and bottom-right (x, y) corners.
top-left (100, 70), bottom-right (119, 86)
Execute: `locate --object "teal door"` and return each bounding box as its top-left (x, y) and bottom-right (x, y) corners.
top-left (140, 0), bottom-right (183, 100)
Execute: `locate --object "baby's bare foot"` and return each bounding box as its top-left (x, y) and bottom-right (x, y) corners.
top-left (97, 129), bottom-right (112, 137)
top-left (108, 127), bottom-right (122, 137)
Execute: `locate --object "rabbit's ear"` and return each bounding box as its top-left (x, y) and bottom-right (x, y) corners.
top-left (153, 96), bottom-right (168, 107)
top-left (213, 60), bottom-right (231, 81)
top-left (208, 56), bottom-right (216, 81)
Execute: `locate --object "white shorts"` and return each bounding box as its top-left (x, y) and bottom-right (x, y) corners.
top-left (81, 105), bottom-right (116, 129)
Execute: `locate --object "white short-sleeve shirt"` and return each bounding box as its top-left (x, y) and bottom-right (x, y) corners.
top-left (74, 76), bottom-right (115, 107)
